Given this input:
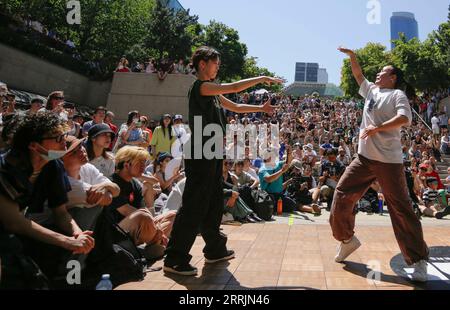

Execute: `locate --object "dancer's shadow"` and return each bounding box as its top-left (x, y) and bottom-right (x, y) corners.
top-left (164, 261), bottom-right (319, 291)
top-left (341, 247), bottom-right (450, 290)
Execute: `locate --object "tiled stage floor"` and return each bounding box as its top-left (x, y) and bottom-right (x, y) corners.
top-left (117, 215), bottom-right (450, 291)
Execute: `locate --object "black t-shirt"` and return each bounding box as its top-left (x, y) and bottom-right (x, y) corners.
top-left (320, 160), bottom-right (345, 177)
top-left (188, 80), bottom-right (227, 157)
top-left (107, 173), bottom-right (144, 223)
top-left (0, 153), bottom-right (71, 231)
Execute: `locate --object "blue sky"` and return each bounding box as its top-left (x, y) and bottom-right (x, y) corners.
top-left (182, 0), bottom-right (449, 86)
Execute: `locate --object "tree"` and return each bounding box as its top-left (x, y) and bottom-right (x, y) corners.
top-left (144, 2), bottom-right (199, 62)
top-left (196, 21), bottom-right (248, 82)
top-left (391, 36), bottom-right (449, 91)
top-left (340, 43), bottom-right (390, 97)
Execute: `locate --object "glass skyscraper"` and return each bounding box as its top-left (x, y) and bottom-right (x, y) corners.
top-left (390, 12), bottom-right (419, 49)
top-left (159, 0), bottom-right (185, 12)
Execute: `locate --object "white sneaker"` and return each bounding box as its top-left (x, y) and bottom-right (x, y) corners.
top-left (335, 236), bottom-right (361, 263)
top-left (411, 260), bottom-right (428, 283)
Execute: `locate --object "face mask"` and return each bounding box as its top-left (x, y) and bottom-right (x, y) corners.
top-left (34, 144), bottom-right (69, 161)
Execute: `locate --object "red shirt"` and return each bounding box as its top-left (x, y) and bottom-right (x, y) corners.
top-left (426, 171), bottom-right (445, 190)
top-left (116, 68), bottom-right (130, 73)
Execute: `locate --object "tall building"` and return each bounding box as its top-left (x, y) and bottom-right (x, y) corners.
top-left (390, 12), bottom-right (419, 49)
top-left (288, 62), bottom-right (337, 97)
top-left (318, 68), bottom-right (329, 84)
top-left (159, 0), bottom-right (185, 12)
top-left (295, 62), bottom-right (319, 82)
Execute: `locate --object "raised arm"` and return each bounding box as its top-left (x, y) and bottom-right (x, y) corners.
top-left (200, 76), bottom-right (283, 97)
top-left (338, 47), bottom-right (365, 86)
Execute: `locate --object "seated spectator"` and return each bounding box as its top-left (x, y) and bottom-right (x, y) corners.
top-left (28, 98), bottom-right (44, 115)
top-left (421, 162), bottom-right (444, 190)
top-left (0, 113), bottom-right (95, 287)
top-left (82, 106), bottom-right (106, 137)
top-left (64, 103), bottom-right (81, 137)
top-left (337, 146), bottom-right (351, 166)
top-left (139, 116), bottom-right (152, 150)
top-left (106, 146), bottom-right (176, 247)
top-left (154, 152), bottom-right (184, 195)
top-left (114, 111), bottom-right (145, 151)
top-left (243, 157), bottom-right (258, 180)
top-left (62, 136), bottom-right (120, 231)
top-left (232, 160), bottom-right (259, 189)
top-left (157, 58), bottom-right (174, 81)
top-left (87, 124), bottom-right (116, 179)
top-left (222, 160), bottom-right (261, 223)
top-left (175, 59), bottom-right (186, 74)
top-left (150, 114), bottom-right (175, 158)
top-left (302, 143), bottom-right (318, 166)
top-left (286, 161), bottom-right (321, 215)
top-left (316, 148), bottom-right (345, 211)
top-left (44, 91), bottom-right (66, 119)
top-left (419, 177), bottom-right (450, 219)
top-left (171, 114), bottom-right (189, 158)
top-left (258, 146), bottom-right (297, 213)
top-left (115, 57), bottom-right (131, 73)
top-left (145, 58), bottom-right (157, 73)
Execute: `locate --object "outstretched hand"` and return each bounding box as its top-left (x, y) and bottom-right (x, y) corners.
top-left (261, 99), bottom-right (279, 115)
top-left (338, 46), bottom-right (355, 56)
top-left (263, 76), bottom-right (283, 86)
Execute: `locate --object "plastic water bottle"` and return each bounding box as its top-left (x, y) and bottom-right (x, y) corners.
top-left (378, 199), bottom-right (384, 216)
top-left (96, 274), bottom-right (113, 290)
top-left (277, 198), bottom-right (283, 216)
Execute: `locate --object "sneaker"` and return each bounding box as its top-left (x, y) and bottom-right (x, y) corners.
top-left (411, 260), bottom-right (428, 283)
top-left (435, 206), bottom-right (450, 219)
top-left (335, 236), bottom-right (362, 263)
top-left (163, 263), bottom-right (198, 276)
top-left (205, 250), bottom-right (235, 264)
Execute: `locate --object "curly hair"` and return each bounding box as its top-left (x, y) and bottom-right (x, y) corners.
top-left (12, 112), bottom-right (67, 152)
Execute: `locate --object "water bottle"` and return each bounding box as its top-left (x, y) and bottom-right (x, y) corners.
top-left (277, 198), bottom-right (283, 216)
top-left (96, 274), bottom-right (113, 290)
top-left (378, 199), bottom-right (384, 216)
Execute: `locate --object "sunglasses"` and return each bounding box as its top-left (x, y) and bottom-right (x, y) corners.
top-left (53, 96), bottom-right (65, 101)
top-left (42, 132), bottom-right (69, 143)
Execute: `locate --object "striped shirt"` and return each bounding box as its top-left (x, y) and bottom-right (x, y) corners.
top-left (422, 189), bottom-right (439, 204)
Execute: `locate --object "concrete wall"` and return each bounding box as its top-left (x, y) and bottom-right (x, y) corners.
top-left (0, 43), bottom-right (111, 107)
top-left (107, 72), bottom-right (195, 125)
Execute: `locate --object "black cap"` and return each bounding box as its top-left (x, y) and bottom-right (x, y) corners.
top-left (88, 123), bottom-right (116, 140)
top-left (30, 98), bottom-right (44, 105)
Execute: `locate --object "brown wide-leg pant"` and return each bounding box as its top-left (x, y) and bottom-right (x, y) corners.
top-left (330, 155), bottom-right (429, 265)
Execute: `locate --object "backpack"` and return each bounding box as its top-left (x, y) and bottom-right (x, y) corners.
top-left (0, 233), bottom-right (50, 290)
top-left (251, 189), bottom-right (274, 221)
top-left (83, 210), bottom-right (146, 289)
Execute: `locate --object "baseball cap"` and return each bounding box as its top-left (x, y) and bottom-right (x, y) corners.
top-left (157, 152), bottom-right (174, 164)
top-left (65, 136), bottom-right (87, 155)
top-left (290, 159), bottom-right (303, 170)
top-left (174, 115), bottom-right (183, 121)
top-left (88, 123), bottom-right (116, 140)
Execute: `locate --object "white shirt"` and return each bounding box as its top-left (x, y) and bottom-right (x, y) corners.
top-left (90, 154), bottom-right (115, 178)
top-left (67, 164), bottom-right (111, 208)
top-left (358, 79), bottom-right (412, 164)
top-left (431, 116), bottom-right (440, 130)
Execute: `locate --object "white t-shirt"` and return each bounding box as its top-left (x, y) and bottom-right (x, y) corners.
top-left (358, 79), bottom-right (412, 164)
top-left (431, 116), bottom-right (440, 130)
top-left (67, 163), bottom-right (111, 208)
top-left (90, 154), bottom-right (115, 178)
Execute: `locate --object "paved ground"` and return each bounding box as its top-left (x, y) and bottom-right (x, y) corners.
top-left (116, 210), bottom-right (450, 290)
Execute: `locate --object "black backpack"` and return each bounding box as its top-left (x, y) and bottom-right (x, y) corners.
top-left (251, 189), bottom-right (274, 221)
top-left (83, 210), bottom-right (146, 289)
